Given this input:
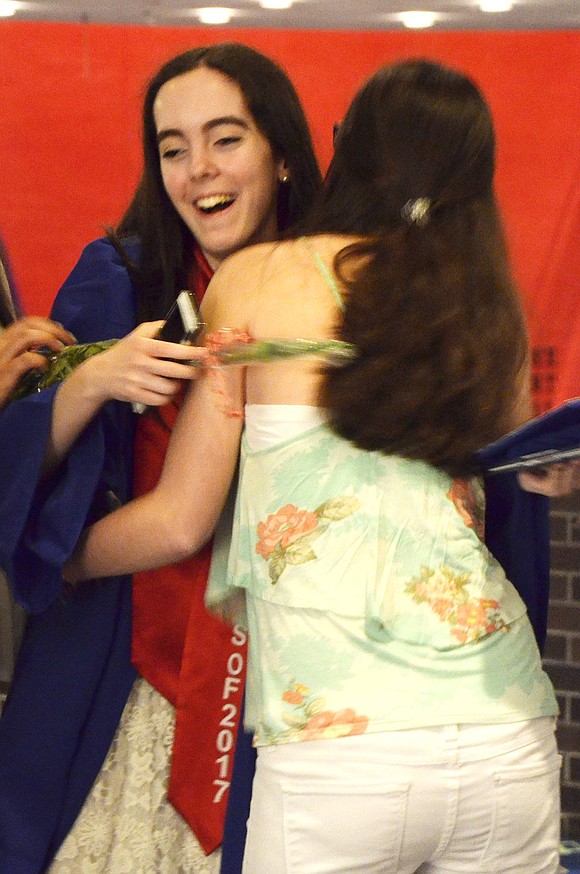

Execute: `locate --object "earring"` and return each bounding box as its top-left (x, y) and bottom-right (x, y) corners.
top-left (281, 174), bottom-right (289, 184)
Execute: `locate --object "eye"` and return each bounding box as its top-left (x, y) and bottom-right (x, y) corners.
top-left (160, 146), bottom-right (185, 160)
top-left (214, 135), bottom-right (242, 147)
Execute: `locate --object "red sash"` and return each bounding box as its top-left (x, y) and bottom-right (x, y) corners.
top-left (131, 249), bottom-right (246, 854)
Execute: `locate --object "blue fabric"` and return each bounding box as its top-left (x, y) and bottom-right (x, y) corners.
top-left (220, 698), bottom-right (256, 874)
top-left (478, 399), bottom-right (580, 472)
top-left (483, 474), bottom-right (550, 653)
top-left (479, 402), bottom-right (580, 652)
top-left (0, 238), bottom-right (139, 874)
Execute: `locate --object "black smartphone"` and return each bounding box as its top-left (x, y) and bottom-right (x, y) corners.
top-left (132, 291), bottom-right (203, 414)
top-left (156, 290), bottom-right (203, 345)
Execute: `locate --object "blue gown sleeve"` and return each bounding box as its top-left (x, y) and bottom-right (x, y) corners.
top-left (484, 472), bottom-right (550, 653)
top-left (0, 238), bottom-right (140, 874)
top-left (0, 237), bottom-right (138, 611)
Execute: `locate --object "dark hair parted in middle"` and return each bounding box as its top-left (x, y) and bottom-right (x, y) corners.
top-left (109, 42), bottom-right (321, 322)
top-left (305, 59), bottom-right (528, 477)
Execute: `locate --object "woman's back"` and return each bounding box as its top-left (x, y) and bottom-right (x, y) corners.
top-left (203, 234), bottom-right (557, 746)
top-left (215, 412), bottom-right (557, 748)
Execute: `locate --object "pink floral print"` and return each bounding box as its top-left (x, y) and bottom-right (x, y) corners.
top-left (279, 682), bottom-right (369, 742)
top-left (256, 504), bottom-right (318, 560)
top-left (255, 496), bottom-right (360, 583)
top-left (406, 566), bottom-right (508, 644)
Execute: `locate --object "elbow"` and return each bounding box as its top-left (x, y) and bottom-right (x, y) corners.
top-left (162, 511), bottom-right (212, 564)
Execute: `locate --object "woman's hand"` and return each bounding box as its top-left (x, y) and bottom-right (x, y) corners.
top-left (518, 460), bottom-right (580, 497)
top-left (44, 321), bottom-right (209, 475)
top-left (0, 316), bottom-right (75, 408)
top-left (77, 321), bottom-right (207, 408)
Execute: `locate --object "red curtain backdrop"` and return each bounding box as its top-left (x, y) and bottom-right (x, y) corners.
top-left (0, 23), bottom-right (577, 407)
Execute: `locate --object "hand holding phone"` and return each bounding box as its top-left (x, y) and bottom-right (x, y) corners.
top-left (155, 291), bottom-right (202, 345)
top-left (132, 291), bottom-right (203, 414)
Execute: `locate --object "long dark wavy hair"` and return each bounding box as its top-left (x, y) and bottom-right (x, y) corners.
top-left (303, 59), bottom-right (528, 477)
top-left (107, 43), bottom-right (321, 323)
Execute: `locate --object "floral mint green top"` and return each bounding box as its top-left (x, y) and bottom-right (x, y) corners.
top-left (208, 415), bottom-right (557, 747)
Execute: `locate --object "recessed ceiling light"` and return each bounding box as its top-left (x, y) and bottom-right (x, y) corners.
top-left (0, 1), bottom-right (18, 16)
top-left (478, 0), bottom-right (514, 10)
top-left (259, 0), bottom-right (293, 8)
top-left (399, 10), bottom-right (438, 28)
top-left (194, 7), bottom-right (235, 24)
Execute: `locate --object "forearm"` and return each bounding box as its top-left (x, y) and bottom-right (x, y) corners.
top-left (63, 370), bottom-right (244, 582)
top-left (43, 357), bottom-right (108, 474)
top-left (42, 323), bottom-right (201, 475)
top-left (63, 490), bottom-right (207, 581)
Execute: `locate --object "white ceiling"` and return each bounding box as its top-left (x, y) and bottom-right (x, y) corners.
top-left (4, 0), bottom-right (580, 30)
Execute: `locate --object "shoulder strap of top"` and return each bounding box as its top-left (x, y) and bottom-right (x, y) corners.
top-left (301, 238), bottom-right (345, 312)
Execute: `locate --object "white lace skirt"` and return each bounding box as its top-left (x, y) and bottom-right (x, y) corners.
top-left (49, 677), bottom-right (221, 874)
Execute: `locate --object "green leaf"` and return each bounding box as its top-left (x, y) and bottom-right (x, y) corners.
top-left (281, 712), bottom-right (305, 727)
top-left (304, 697), bottom-right (326, 717)
top-left (285, 542), bottom-right (317, 564)
top-left (316, 496), bottom-right (360, 521)
top-left (9, 339), bottom-right (118, 401)
top-left (269, 553), bottom-right (287, 584)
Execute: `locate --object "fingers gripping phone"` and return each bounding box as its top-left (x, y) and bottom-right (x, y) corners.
top-left (156, 290), bottom-right (203, 345)
top-left (132, 291), bottom-right (203, 414)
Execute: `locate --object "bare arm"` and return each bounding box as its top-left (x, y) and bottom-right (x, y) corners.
top-left (62, 342), bottom-right (244, 582)
top-left (63, 361), bottom-right (243, 581)
top-left (61, 238), bottom-right (342, 581)
top-left (43, 322), bottom-right (203, 474)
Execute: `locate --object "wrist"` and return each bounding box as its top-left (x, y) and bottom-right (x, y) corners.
top-left (67, 355), bottom-right (110, 408)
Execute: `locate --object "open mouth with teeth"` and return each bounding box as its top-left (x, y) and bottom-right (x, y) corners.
top-left (196, 195), bottom-right (235, 215)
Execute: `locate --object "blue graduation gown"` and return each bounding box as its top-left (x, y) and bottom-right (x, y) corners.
top-left (0, 238), bottom-right (138, 874)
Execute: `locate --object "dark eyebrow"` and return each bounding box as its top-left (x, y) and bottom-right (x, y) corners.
top-left (204, 116), bottom-right (250, 133)
top-left (157, 116), bottom-right (250, 145)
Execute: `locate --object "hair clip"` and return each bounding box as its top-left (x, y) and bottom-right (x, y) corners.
top-left (401, 197), bottom-right (431, 226)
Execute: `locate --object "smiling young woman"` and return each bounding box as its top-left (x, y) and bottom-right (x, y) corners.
top-left (0, 43), bottom-right (321, 874)
top-left (155, 66), bottom-right (288, 270)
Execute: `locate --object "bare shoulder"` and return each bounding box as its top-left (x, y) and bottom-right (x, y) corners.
top-left (216, 241), bottom-right (294, 281)
top-left (200, 241), bottom-right (294, 330)
top-left (201, 235), bottom-right (360, 334)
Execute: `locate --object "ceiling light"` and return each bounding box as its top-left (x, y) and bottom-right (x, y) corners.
top-left (0, 1), bottom-right (19, 16)
top-left (259, 0), bottom-right (293, 8)
top-left (399, 10), bottom-right (438, 28)
top-left (478, 0), bottom-right (514, 10)
top-left (194, 7), bottom-right (235, 24)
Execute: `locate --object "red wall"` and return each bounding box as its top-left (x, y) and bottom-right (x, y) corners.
top-left (0, 23), bottom-right (577, 402)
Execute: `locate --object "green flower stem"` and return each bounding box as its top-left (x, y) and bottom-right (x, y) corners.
top-left (204, 338), bottom-right (356, 366)
top-left (9, 340), bottom-right (119, 401)
top-left (9, 337), bottom-right (356, 402)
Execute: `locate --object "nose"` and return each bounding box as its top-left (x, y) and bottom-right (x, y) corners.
top-left (187, 143), bottom-right (217, 179)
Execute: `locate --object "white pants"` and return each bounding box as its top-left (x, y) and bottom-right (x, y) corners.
top-left (242, 718), bottom-right (561, 874)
